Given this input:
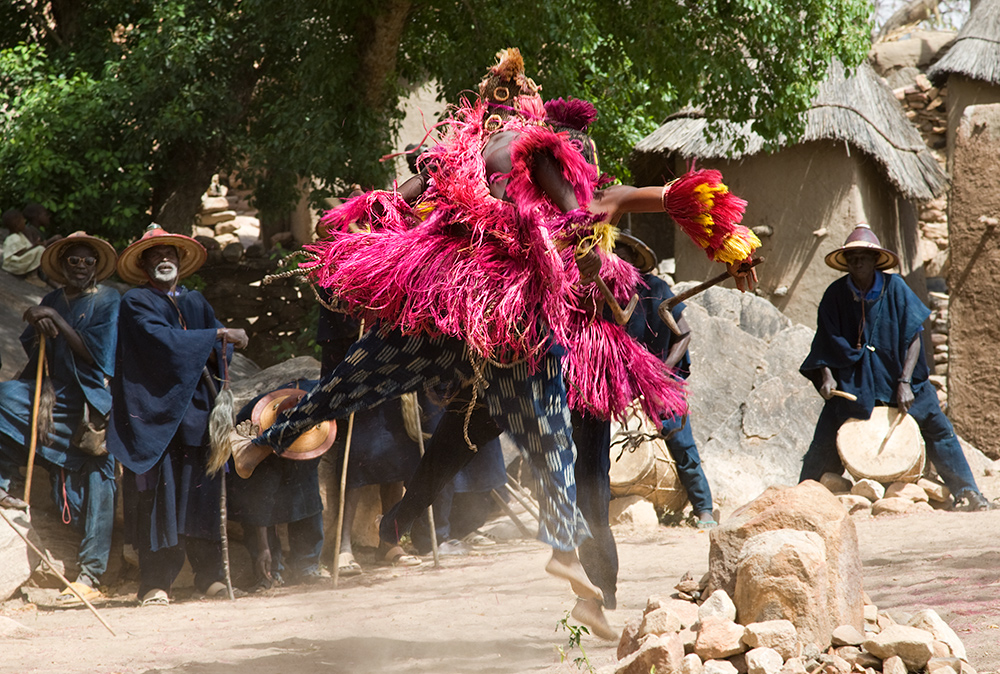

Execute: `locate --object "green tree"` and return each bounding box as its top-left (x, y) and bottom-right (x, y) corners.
top-left (0, 0), bottom-right (871, 245)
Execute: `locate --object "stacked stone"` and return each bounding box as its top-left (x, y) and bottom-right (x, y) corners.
top-left (613, 482), bottom-right (974, 674)
top-left (615, 590), bottom-right (974, 674)
top-left (192, 174), bottom-right (262, 257)
top-left (895, 74), bottom-right (947, 152)
top-left (821, 472), bottom-right (949, 518)
top-left (926, 291), bottom-right (950, 406)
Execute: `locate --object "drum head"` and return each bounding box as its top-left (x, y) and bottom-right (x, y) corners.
top-left (837, 407), bottom-right (925, 483)
top-left (608, 405), bottom-right (657, 494)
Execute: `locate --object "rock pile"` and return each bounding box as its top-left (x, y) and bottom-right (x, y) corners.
top-left (820, 473), bottom-right (949, 518)
top-left (192, 174), bottom-right (262, 257)
top-left (613, 481), bottom-right (975, 674)
top-left (615, 592), bottom-right (974, 674)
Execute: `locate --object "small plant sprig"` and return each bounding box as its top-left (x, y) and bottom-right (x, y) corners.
top-left (556, 611), bottom-right (595, 673)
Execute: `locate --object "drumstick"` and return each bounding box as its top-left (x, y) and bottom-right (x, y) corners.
top-left (876, 410), bottom-right (907, 456)
top-left (657, 257), bottom-right (765, 335)
top-left (831, 390), bottom-right (857, 402)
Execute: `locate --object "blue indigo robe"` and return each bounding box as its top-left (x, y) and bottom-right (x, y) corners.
top-left (800, 272), bottom-right (931, 420)
top-left (0, 285), bottom-right (119, 480)
top-left (107, 286), bottom-right (228, 474)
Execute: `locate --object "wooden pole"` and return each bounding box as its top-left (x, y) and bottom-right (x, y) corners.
top-left (24, 334), bottom-right (46, 506)
top-left (0, 509), bottom-right (116, 636)
top-left (332, 320), bottom-right (365, 588)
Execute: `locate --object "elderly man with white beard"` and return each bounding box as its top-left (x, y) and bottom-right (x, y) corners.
top-left (107, 225), bottom-right (248, 607)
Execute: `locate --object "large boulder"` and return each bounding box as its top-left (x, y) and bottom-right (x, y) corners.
top-left (679, 286), bottom-right (824, 516)
top-left (707, 481), bottom-right (864, 644)
top-left (733, 529), bottom-right (833, 648)
top-left (0, 509), bottom-right (39, 601)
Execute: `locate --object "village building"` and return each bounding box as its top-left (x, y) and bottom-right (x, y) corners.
top-left (628, 60), bottom-right (947, 330)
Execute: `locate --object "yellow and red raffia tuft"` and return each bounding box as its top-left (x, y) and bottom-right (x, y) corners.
top-left (663, 169), bottom-right (760, 265)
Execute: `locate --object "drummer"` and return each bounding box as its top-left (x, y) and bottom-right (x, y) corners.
top-left (799, 224), bottom-right (992, 511)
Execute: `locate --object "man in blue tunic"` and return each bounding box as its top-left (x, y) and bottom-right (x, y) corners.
top-left (107, 225), bottom-right (249, 606)
top-left (800, 224), bottom-right (990, 511)
top-left (0, 232), bottom-right (120, 604)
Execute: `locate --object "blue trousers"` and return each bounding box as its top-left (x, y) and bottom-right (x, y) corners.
top-left (660, 415), bottom-right (714, 515)
top-left (800, 384), bottom-right (980, 497)
top-left (257, 328), bottom-right (590, 551)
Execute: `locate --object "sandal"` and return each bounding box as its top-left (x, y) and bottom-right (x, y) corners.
top-left (55, 581), bottom-right (103, 607)
top-left (383, 545), bottom-right (422, 567)
top-left (462, 531), bottom-right (496, 547)
top-left (140, 588), bottom-right (169, 607)
top-left (337, 553), bottom-right (363, 577)
top-left (0, 488), bottom-right (28, 511)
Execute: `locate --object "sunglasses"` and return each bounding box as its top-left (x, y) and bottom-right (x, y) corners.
top-left (65, 256), bottom-right (97, 267)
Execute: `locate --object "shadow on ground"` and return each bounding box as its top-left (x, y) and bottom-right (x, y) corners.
top-left (144, 635), bottom-right (560, 674)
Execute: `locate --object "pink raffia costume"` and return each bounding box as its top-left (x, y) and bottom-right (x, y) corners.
top-left (251, 48), bottom-right (757, 559)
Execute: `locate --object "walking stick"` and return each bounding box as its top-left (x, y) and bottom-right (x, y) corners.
top-left (411, 397), bottom-right (440, 568)
top-left (24, 333), bottom-right (46, 506)
top-left (0, 509), bottom-right (116, 636)
top-left (203, 336), bottom-right (236, 601)
top-left (332, 320), bottom-right (364, 588)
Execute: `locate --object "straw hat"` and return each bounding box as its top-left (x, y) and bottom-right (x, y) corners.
top-left (116, 224), bottom-right (207, 285)
top-left (40, 232), bottom-right (118, 285)
top-left (251, 388), bottom-right (337, 461)
top-left (614, 231), bottom-right (657, 274)
top-left (824, 224), bottom-right (899, 271)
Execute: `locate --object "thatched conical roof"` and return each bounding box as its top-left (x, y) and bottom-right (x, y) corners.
top-left (927, 0), bottom-right (1000, 85)
top-left (633, 61), bottom-right (947, 201)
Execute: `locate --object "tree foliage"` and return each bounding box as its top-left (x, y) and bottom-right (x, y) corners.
top-left (0, 0), bottom-right (871, 245)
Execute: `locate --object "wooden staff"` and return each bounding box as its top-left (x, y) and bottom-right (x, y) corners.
top-left (0, 509), bottom-right (115, 636)
top-left (332, 320), bottom-right (364, 588)
top-left (658, 258), bottom-right (765, 335)
top-left (24, 334), bottom-right (46, 506)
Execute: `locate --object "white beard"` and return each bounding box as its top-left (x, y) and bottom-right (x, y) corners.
top-left (152, 261), bottom-right (178, 284)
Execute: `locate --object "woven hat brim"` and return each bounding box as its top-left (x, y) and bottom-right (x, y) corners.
top-left (825, 242), bottom-right (898, 272)
top-left (40, 235), bottom-right (118, 286)
top-left (251, 389), bottom-right (337, 460)
top-left (117, 234), bottom-right (207, 285)
top-left (615, 232), bottom-right (657, 274)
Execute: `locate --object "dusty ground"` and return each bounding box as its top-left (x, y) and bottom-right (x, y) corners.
top-left (3, 507), bottom-right (1000, 674)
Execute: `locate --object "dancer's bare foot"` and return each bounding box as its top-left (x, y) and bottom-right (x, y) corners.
top-left (571, 597), bottom-right (617, 641)
top-left (545, 549), bottom-right (603, 602)
top-left (230, 421), bottom-right (272, 478)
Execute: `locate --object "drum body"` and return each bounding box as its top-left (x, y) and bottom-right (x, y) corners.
top-left (837, 407), bottom-right (925, 483)
top-left (608, 403), bottom-right (687, 515)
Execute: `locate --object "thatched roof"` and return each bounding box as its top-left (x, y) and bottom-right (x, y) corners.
top-left (927, 0), bottom-right (1000, 85)
top-left (633, 61), bottom-right (947, 201)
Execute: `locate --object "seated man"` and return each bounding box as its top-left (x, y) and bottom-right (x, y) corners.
top-left (1, 208), bottom-right (45, 277)
top-left (799, 224), bottom-right (991, 511)
top-left (0, 232), bottom-right (120, 604)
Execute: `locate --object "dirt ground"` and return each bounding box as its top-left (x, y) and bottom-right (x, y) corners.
top-left (3, 505), bottom-right (1000, 674)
